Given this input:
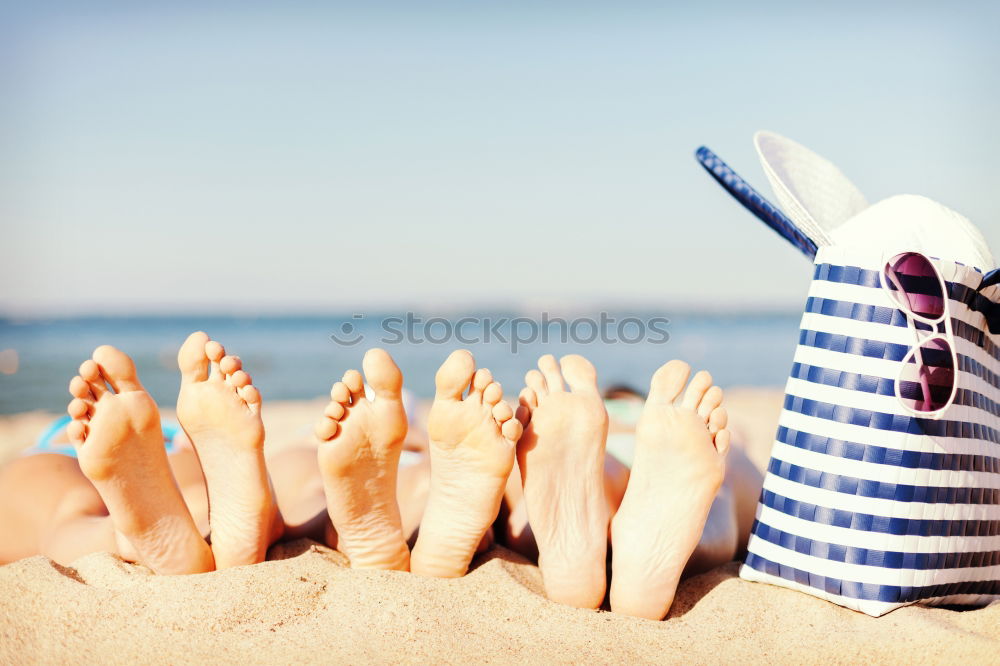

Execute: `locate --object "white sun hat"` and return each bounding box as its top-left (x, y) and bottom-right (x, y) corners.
top-left (753, 130), bottom-right (996, 269)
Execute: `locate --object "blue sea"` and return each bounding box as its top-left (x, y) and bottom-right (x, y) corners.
top-left (0, 311), bottom-right (801, 416)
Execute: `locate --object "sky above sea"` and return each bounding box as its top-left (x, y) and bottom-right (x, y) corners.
top-left (2, 1), bottom-right (998, 316)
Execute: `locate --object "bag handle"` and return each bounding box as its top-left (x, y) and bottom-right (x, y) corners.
top-left (696, 146), bottom-right (818, 260)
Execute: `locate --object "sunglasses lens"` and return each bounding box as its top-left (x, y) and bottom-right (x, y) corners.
top-left (898, 337), bottom-right (955, 413)
top-left (883, 252), bottom-right (945, 320)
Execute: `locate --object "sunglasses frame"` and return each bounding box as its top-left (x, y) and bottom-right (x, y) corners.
top-left (879, 251), bottom-right (960, 419)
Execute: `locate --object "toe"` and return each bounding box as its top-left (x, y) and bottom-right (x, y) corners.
top-left (493, 398), bottom-right (521, 442)
top-left (501, 416), bottom-right (523, 442)
top-left (67, 420), bottom-right (87, 445)
top-left (516, 388), bottom-right (535, 428)
top-left (682, 370), bottom-right (713, 410)
top-left (230, 370), bottom-right (252, 389)
top-left (67, 398), bottom-right (91, 420)
top-left (78, 360), bottom-right (108, 398)
top-left (708, 406), bottom-right (728, 436)
top-left (714, 429), bottom-right (731, 456)
top-left (697, 386), bottom-right (724, 421)
top-left (205, 341), bottom-right (225, 379)
top-left (647, 360), bottom-right (690, 405)
top-left (483, 381), bottom-right (502, 406)
top-left (559, 355), bottom-right (598, 394)
top-left (362, 348), bottom-right (404, 401)
top-left (324, 401), bottom-right (346, 420)
top-left (241, 385), bottom-right (262, 416)
top-left (434, 350), bottom-right (476, 400)
top-left (537, 355), bottom-right (565, 392)
top-left (342, 369), bottom-right (365, 402)
top-left (178, 331), bottom-right (211, 383)
top-left (220, 355), bottom-right (243, 376)
top-left (92, 345), bottom-right (144, 393)
top-left (471, 369), bottom-right (493, 400)
top-left (525, 369), bottom-right (548, 397)
top-left (69, 375), bottom-right (94, 400)
top-left (492, 401), bottom-right (513, 423)
top-left (515, 404), bottom-right (532, 428)
top-left (518, 387), bottom-right (538, 409)
top-left (315, 417), bottom-right (340, 441)
top-left (330, 382), bottom-right (352, 404)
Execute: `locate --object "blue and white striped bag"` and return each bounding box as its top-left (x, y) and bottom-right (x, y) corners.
top-left (698, 132), bottom-right (1000, 616)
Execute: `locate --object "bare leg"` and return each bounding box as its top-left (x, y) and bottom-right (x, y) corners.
top-left (266, 445), bottom-right (331, 542)
top-left (683, 445), bottom-right (763, 575)
top-left (0, 454), bottom-right (116, 565)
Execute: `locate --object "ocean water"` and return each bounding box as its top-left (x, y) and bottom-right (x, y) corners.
top-left (0, 311), bottom-right (801, 416)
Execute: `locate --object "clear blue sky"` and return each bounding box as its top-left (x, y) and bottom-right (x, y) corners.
top-left (2, 1), bottom-right (998, 315)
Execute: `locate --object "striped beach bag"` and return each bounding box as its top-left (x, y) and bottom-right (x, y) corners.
top-left (697, 132), bottom-right (1000, 616)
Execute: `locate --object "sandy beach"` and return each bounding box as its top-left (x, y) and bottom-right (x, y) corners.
top-left (1, 389), bottom-right (998, 664)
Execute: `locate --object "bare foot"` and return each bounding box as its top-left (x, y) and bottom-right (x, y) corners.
top-left (610, 360), bottom-right (730, 620)
top-left (315, 348), bottom-right (410, 571)
top-left (176, 332), bottom-right (283, 569)
top-left (516, 354), bottom-right (609, 608)
top-left (410, 350), bottom-right (522, 578)
top-left (67, 346), bottom-right (214, 574)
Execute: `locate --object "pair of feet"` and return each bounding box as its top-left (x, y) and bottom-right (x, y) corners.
top-left (518, 355), bottom-right (730, 620)
top-left (314, 349), bottom-right (522, 576)
top-left (67, 333), bottom-right (282, 575)
top-left (314, 350), bottom-right (730, 621)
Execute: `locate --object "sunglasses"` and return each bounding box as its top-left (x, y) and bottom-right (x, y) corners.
top-left (880, 252), bottom-right (959, 418)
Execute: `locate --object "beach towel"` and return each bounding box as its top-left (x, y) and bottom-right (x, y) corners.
top-left (28, 415), bottom-right (183, 458)
top-left (697, 131), bottom-right (1000, 616)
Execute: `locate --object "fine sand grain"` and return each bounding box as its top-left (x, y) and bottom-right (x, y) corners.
top-left (1, 390), bottom-right (998, 663)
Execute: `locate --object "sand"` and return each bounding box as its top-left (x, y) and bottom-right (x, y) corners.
top-left (1, 389), bottom-right (998, 664)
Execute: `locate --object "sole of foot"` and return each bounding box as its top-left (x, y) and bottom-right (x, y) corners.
top-left (409, 350), bottom-right (522, 578)
top-left (67, 345), bottom-right (214, 574)
top-left (609, 360), bottom-right (730, 620)
top-left (176, 332), bottom-right (283, 569)
top-left (315, 348), bottom-right (411, 571)
top-left (517, 354), bottom-right (609, 609)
